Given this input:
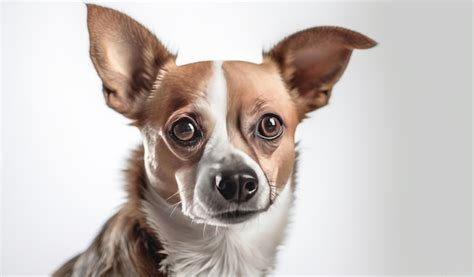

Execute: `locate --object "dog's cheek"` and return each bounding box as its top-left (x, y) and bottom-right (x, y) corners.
top-left (278, 140), bottom-right (297, 188)
top-left (259, 142), bottom-right (296, 192)
top-left (275, 149), bottom-right (295, 190)
top-left (175, 166), bottom-right (199, 211)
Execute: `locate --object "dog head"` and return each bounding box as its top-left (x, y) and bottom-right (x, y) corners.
top-left (86, 4), bottom-right (376, 225)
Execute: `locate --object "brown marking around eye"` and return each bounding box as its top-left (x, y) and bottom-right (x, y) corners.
top-left (137, 61), bottom-right (215, 203)
top-left (222, 61), bottom-right (298, 192)
top-left (138, 61), bottom-right (214, 128)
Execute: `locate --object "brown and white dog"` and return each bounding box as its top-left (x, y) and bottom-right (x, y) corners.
top-left (54, 4), bottom-right (376, 276)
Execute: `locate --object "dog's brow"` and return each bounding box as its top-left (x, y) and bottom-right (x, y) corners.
top-left (250, 97), bottom-right (268, 116)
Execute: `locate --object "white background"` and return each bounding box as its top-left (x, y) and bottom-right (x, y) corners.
top-left (1, 1), bottom-right (472, 276)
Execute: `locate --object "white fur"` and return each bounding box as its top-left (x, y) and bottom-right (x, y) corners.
top-left (142, 179), bottom-right (294, 276)
top-left (206, 61), bottom-right (228, 136)
top-left (141, 125), bottom-right (161, 184)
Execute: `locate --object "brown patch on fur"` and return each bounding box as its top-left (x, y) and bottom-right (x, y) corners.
top-left (223, 61), bottom-right (299, 192)
top-left (139, 62), bottom-right (213, 128)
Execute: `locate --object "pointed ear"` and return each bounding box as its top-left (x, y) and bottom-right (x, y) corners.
top-left (86, 4), bottom-right (176, 118)
top-left (264, 26), bottom-right (376, 118)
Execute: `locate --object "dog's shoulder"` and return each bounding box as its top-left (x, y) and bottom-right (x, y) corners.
top-left (53, 207), bottom-right (166, 277)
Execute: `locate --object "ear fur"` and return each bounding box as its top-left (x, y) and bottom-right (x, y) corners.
top-left (264, 26), bottom-right (376, 118)
top-left (86, 4), bottom-right (176, 118)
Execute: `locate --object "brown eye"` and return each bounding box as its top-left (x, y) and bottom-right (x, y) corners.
top-left (256, 114), bottom-right (284, 140)
top-left (170, 117), bottom-right (202, 145)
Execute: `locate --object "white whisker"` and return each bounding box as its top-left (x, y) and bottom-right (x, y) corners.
top-left (169, 201), bottom-right (182, 217)
top-left (202, 223), bottom-right (207, 237)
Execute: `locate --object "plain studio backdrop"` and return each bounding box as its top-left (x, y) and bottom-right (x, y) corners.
top-left (1, 1), bottom-right (472, 276)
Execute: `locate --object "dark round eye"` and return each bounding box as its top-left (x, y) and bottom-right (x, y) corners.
top-left (170, 117), bottom-right (201, 145)
top-left (256, 114), bottom-right (284, 140)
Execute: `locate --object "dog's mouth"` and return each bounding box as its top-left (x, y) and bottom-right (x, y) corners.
top-left (210, 208), bottom-right (265, 224)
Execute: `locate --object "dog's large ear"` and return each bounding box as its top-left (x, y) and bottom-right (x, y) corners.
top-left (264, 26), bottom-right (376, 118)
top-left (86, 4), bottom-right (175, 118)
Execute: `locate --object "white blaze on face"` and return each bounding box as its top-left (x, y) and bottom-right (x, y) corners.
top-left (207, 61), bottom-right (229, 146)
top-left (197, 61), bottom-right (231, 170)
top-left (192, 62), bottom-right (231, 212)
top-left (203, 62), bottom-right (230, 158)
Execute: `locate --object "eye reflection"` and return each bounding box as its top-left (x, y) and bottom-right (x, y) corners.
top-left (170, 116), bottom-right (202, 146)
top-left (256, 114), bottom-right (284, 140)
top-left (173, 120), bottom-right (195, 141)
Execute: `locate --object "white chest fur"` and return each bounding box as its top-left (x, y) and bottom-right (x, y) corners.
top-left (142, 183), bottom-right (294, 276)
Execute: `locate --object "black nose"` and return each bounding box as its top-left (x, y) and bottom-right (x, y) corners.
top-left (215, 170), bottom-right (258, 202)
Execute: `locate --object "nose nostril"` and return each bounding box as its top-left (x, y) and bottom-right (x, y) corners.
top-left (244, 181), bottom-right (257, 193)
top-left (216, 180), bottom-right (226, 191)
top-left (240, 175), bottom-right (258, 202)
top-left (216, 178), bottom-right (238, 201)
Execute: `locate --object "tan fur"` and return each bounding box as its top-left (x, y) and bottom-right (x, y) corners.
top-left (223, 61), bottom-right (299, 191)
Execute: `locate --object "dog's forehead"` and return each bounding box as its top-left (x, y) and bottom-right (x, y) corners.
top-left (221, 61), bottom-right (293, 112)
top-left (170, 60), bottom-right (289, 105)
top-left (221, 60), bottom-right (285, 91)
top-left (145, 60), bottom-right (293, 127)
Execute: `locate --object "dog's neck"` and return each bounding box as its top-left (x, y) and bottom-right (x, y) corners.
top-left (129, 145), bottom-right (295, 276)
